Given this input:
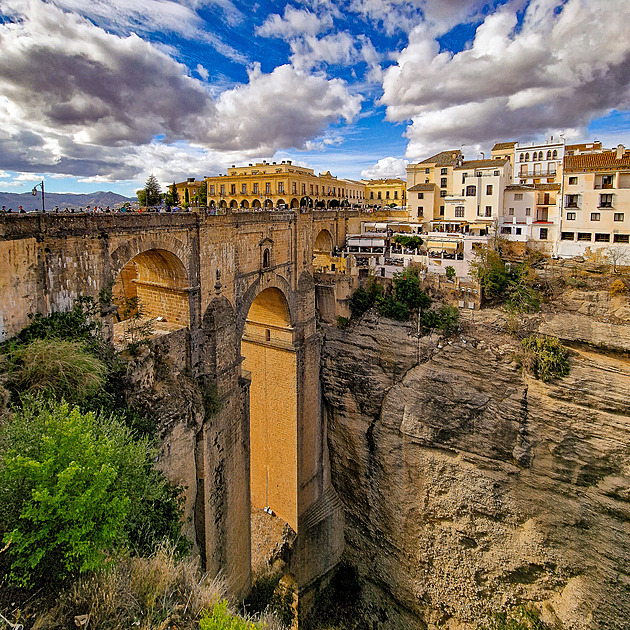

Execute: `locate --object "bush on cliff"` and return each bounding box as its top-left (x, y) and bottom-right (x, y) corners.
top-left (0, 399), bottom-right (187, 589)
top-left (519, 335), bottom-right (570, 383)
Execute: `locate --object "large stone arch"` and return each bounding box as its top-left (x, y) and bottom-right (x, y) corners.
top-left (236, 272), bottom-right (296, 343)
top-left (314, 228), bottom-right (334, 253)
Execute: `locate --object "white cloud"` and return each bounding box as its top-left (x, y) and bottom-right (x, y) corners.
top-left (381, 0), bottom-right (630, 159)
top-left (208, 63), bottom-right (362, 153)
top-left (0, 1), bottom-right (363, 181)
top-left (257, 6), bottom-right (332, 38)
top-left (290, 32), bottom-right (359, 70)
top-left (361, 156), bottom-right (409, 179)
top-left (196, 64), bottom-right (210, 81)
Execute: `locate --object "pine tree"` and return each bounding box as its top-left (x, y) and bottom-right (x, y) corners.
top-left (144, 174), bottom-right (162, 207)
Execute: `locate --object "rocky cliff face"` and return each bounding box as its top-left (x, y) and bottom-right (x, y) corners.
top-left (321, 294), bottom-right (630, 629)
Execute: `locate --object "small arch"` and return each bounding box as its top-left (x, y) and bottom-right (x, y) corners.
top-left (219, 199), bottom-right (227, 208)
top-left (241, 200), bottom-right (250, 209)
top-left (552, 150), bottom-right (558, 159)
top-left (290, 198), bottom-right (299, 209)
top-left (252, 199), bottom-right (261, 208)
top-left (315, 229), bottom-right (334, 253)
top-left (276, 198), bottom-right (286, 208)
top-left (519, 154), bottom-right (525, 162)
top-left (264, 199), bottom-right (273, 209)
top-left (328, 199), bottom-right (340, 209)
top-left (263, 248), bottom-right (270, 269)
top-left (300, 196), bottom-right (312, 208)
top-left (547, 150), bottom-right (552, 160)
top-left (315, 200), bottom-right (326, 209)
top-left (247, 287), bottom-right (291, 328)
top-left (230, 199), bottom-right (238, 208)
top-left (525, 152), bottom-right (530, 161)
top-left (209, 200), bottom-right (216, 209)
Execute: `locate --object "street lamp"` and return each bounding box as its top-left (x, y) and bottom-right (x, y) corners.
top-left (32, 180), bottom-right (45, 213)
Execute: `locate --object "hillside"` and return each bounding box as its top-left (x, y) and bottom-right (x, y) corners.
top-left (0, 190), bottom-right (134, 212)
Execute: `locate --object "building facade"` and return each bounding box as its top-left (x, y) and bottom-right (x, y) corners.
top-left (514, 138), bottom-right (564, 185)
top-left (363, 178), bottom-right (407, 208)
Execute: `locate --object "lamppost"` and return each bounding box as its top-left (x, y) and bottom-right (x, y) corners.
top-left (32, 180), bottom-right (45, 213)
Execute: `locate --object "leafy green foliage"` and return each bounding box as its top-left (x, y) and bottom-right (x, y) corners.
top-left (0, 400), bottom-right (187, 588)
top-left (375, 295), bottom-right (410, 321)
top-left (419, 305), bottom-right (459, 335)
top-left (445, 265), bottom-right (456, 280)
top-left (200, 600), bottom-right (264, 630)
top-left (520, 335), bottom-right (570, 382)
top-left (118, 297), bottom-right (155, 356)
top-left (348, 279), bottom-right (382, 318)
top-left (393, 269), bottom-right (431, 311)
top-left (392, 235), bottom-right (423, 250)
top-left (5, 339), bottom-right (107, 404)
top-left (244, 570), bottom-right (294, 627)
top-left (337, 316), bottom-right (350, 329)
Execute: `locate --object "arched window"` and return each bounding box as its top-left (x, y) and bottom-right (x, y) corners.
top-left (552, 150), bottom-right (558, 159)
top-left (525, 152), bottom-right (530, 161)
top-left (520, 154), bottom-right (525, 162)
top-left (547, 150), bottom-right (552, 160)
top-left (263, 248), bottom-right (270, 269)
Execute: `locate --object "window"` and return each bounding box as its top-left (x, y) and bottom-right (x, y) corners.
top-left (425, 168), bottom-right (430, 174)
top-left (230, 184), bottom-right (236, 194)
top-left (385, 191), bottom-right (390, 199)
top-left (220, 184), bottom-right (226, 195)
top-left (418, 192), bottom-right (424, 199)
top-left (310, 185), bottom-right (314, 195)
top-left (539, 228), bottom-right (548, 240)
top-left (485, 206), bottom-right (492, 217)
top-left (263, 248), bottom-right (270, 268)
top-left (602, 175), bottom-right (613, 189)
top-left (210, 185), bottom-right (215, 195)
top-left (547, 150), bottom-right (552, 160)
top-left (614, 234), bottom-right (629, 243)
top-left (600, 194), bottom-right (613, 208)
top-left (441, 167), bottom-right (448, 175)
top-left (514, 193), bottom-right (523, 201)
top-left (566, 212), bottom-right (576, 220)
top-left (302, 184), bottom-right (306, 194)
top-left (440, 190), bottom-right (447, 197)
top-left (455, 206), bottom-right (465, 217)
top-left (552, 150), bottom-right (558, 159)
top-left (462, 172), bottom-right (468, 180)
top-left (265, 182), bottom-right (271, 193)
top-left (520, 165), bottom-right (528, 176)
top-left (501, 226), bottom-right (512, 234)
top-left (508, 207), bottom-right (515, 215)
top-left (494, 170), bottom-right (500, 176)
top-left (566, 194), bottom-right (579, 207)
top-left (594, 233), bottom-right (610, 242)
top-left (568, 176), bottom-right (578, 185)
top-left (519, 154), bottom-right (525, 162)
top-left (394, 191), bottom-right (398, 199)
top-left (441, 177), bottom-right (447, 188)
top-left (549, 163), bottom-right (556, 174)
top-left (561, 232), bottom-right (575, 240)
top-left (525, 208), bottom-right (532, 216)
top-left (515, 228), bottom-right (522, 235)
top-left (465, 185), bottom-right (476, 196)
top-left (614, 213), bottom-right (624, 222)
top-left (591, 213), bottom-right (601, 221)
top-left (417, 207), bottom-right (423, 216)
top-left (486, 185), bottom-right (493, 195)
top-left (292, 182), bottom-right (297, 194)
top-left (278, 182), bottom-right (284, 193)
top-left (578, 233), bottom-right (592, 241)
top-left (253, 183), bottom-right (259, 194)
top-left (370, 192), bottom-right (374, 199)
top-left (439, 206), bottom-right (445, 216)
top-left (242, 183), bottom-right (247, 194)
top-left (525, 152), bottom-right (530, 161)
top-left (377, 191), bottom-right (382, 199)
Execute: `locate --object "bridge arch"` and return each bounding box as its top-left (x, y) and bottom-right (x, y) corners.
top-left (314, 228), bottom-right (334, 254)
top-left (109, 236), bottom-right (192, 334)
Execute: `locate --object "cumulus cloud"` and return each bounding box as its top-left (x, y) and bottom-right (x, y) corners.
top-left (290, 32), bottom-right (359, 70)
top-left (0, 1), bottom-right (362, 180)
top-left (208, 63), bottom-right (362, 152)
top-left (361, 156), bottom-right (409, 179)
top-left (381, 0), bottom-right (630, 159)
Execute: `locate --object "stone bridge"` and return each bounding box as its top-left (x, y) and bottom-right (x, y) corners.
top-left (0, 210), bottom-right (357, 605)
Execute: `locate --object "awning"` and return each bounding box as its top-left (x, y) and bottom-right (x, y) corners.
top-left (427, 240), bottom-right (458, 251)
top-left (468, 222), bottom-right (490, 229)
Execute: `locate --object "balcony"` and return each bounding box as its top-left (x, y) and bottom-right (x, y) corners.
top-left (517, 168), bottom-right (557, 178)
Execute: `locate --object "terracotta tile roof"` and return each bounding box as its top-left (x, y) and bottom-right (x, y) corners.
top-left (456, 158), bottom-right (508, 170)
top-left (492, 141), bottom-right (516, 151)
top-left (408, 183), bottom-right (437, 192)
top-left (565, 151), bottom-right (630, 172)
top-left (565, 141), bottom-right (602, 153)
top-left (416, 150), bottom-right (462, 166)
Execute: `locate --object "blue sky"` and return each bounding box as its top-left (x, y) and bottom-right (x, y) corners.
top-left (0, 0), bottom-right (629, 196)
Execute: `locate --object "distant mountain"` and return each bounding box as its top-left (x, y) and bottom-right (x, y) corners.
top-left (0, 191), bottom-right (135, 212)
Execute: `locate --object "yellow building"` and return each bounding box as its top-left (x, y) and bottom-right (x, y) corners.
top-left (406, 149), bottom-right (463, 228)
top-left (204, 160), bottom-right (360, 210)
top-left (363, 178), bottom-right (406, 208)
top-left (490, 141), bottom-right (516, 164)
top-left (172, 178), bottom-right (205, 208)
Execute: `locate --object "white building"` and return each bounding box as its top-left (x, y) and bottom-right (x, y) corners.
top-left (514, 138), bottom-right (564, 185)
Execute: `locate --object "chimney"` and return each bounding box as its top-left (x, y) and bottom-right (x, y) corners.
top-left (617, 144), bottom-right (625, 159)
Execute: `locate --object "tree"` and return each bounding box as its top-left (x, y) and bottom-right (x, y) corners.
top-left (0, 400), bottom-right (186, 588)
top-left (393, 269), bottom-right (431, 311)
top-left (606, 245), bottom-right (628, 273)
top-left (144, 174), bottom-right (162, 207)
top-left (136, 189), bottom-right (147, 206)
top-left (199, 183), bottom-right (207, 207)
top-left (171, 182), bottom-right (179, 206)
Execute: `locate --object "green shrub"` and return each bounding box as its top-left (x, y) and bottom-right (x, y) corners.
top-left (436, 305), bottom-right (459, 334)
top-left (445, 265), bottom-right (455, 280)
top-left (392, 235), bottom-right (423, 250)
top-left (5, 338), bottom-right (107, 404)
top-left (0, 399), bottom-right (187, 588)
top-left (375, 295), bottom-right (410, 321)
top-left (481, 605), bottom-right (549, 629)
top-left (337, 316), bottom-right (350, 329)
top-left (392, 269), bottom-right (431, 312)
top-left (470, 247), bottom-right (510, 299)
top-left (520, 335), bottom-right (569, 383)
top-left (201, 600), bottom-right (264, 629)
top-left (348, 279), bottom-right (382, 318)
